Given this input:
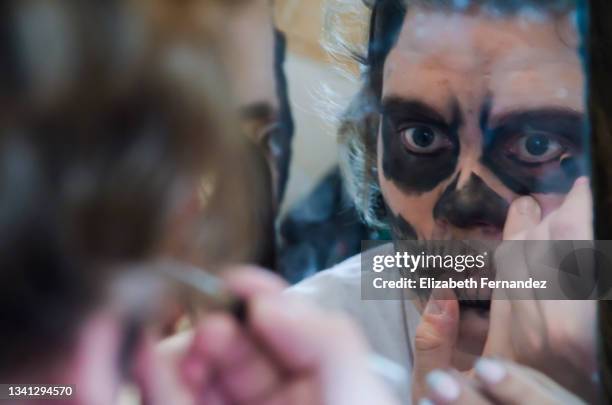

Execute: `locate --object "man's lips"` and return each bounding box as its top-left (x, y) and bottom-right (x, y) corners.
top-left (455, 282), bottom-right (492, 312)
top-left (458, 298), bottom-right (491, 312)
top-left (431, 224), bottom-right (504, 240)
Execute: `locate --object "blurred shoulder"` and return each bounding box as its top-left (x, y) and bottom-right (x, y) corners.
top-left (285, 253), bottom-right (363, 310)
top-left (285, 248), bottom-right (417, 404)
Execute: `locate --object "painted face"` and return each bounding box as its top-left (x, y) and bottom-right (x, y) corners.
top-left (378, 7), bottom-right (586, 241)
top-left (376, 6), bottom-right (587, 356)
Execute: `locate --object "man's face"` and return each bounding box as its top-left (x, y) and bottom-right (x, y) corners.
top-left (378, 7), bottom-right (586, 241)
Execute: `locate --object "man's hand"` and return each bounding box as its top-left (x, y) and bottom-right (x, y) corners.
top-left (411, 178), bottom-right (597, 404)
top-left (420, 358), bottom-right (586, 405)
top-left (483, 177), bottom-right (597, 401)
top-left (154, 267), bottom-right (400, 405)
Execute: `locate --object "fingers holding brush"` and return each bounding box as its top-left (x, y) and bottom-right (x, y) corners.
top-left (177, 268), bottom-right (289, 404)
top-left (175, 267), bottom-right (399, 405)
top-left (191, 312), bottom-right (284, 404)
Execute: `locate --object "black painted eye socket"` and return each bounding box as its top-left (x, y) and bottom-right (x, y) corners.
top-left (508, 132), bottom-right (565, 164)
top-left (400, 125), bottom-right (451, 154)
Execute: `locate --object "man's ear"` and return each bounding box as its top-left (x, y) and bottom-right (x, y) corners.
top-left (70, 311), bottom-right (122, 405)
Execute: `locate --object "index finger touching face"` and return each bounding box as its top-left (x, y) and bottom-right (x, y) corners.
top-left (547, 177), bottom-right (593, 240)
top-left (503, 196), bottom-right (542, 240)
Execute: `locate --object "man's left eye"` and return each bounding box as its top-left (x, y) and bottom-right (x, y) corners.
top-left (509, 133), bottom-right (565, 164)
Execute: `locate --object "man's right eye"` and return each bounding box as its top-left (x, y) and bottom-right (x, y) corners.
top-left (400, 125), bottom-right (450, 154)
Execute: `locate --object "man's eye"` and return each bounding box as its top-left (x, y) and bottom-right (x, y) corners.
top-left (510, 133), bottom-right (565, 164)
top-left (400, 125), bottom-right (450, 154)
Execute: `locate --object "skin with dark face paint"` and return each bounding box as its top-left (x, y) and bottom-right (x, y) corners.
top-left (376, 7), bottom-right (585, 357)
top-left (378, 8), bottom-right (584, 240)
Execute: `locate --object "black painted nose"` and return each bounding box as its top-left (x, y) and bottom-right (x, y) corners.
top-left (433, 174), bottom-right (509, 230)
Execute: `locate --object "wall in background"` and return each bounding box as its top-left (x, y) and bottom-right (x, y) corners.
top-left (275, 0), bottom-right (363, 213)
top-left (281, 53), bottom-right (356, 214)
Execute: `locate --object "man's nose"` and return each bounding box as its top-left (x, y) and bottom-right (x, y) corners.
top-left (433, 173), bottom-right (509, 230)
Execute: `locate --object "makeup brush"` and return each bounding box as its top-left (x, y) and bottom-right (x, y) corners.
top-left (157, 261), bottom-right (247, 322)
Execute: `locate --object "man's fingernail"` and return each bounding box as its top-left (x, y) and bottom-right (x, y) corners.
top-left (418, 398), bottom-right (435, 405)
top-left (516, 196), bottom-right (538, 215)
top-left (426, 370), bottom-right (460, 402)
top-left (475, 358), bottom-right (507, 384)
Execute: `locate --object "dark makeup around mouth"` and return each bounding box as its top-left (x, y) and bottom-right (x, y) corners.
top-left (398, 239), bottom-right (496, 315)
top-left (458, 298), bottom-right (491, 314)
top-left (442, 271), bottom-right (493, 314)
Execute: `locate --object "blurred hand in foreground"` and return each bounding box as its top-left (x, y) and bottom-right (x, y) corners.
top-left (149, 267), bottom-right (400, 405)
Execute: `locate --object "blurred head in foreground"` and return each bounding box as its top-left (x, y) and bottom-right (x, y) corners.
top-left (0, 0), bottom-right (260, 399)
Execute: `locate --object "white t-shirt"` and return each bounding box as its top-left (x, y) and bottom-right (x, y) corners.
top-left (286, 253), bottom-right (422, 404)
